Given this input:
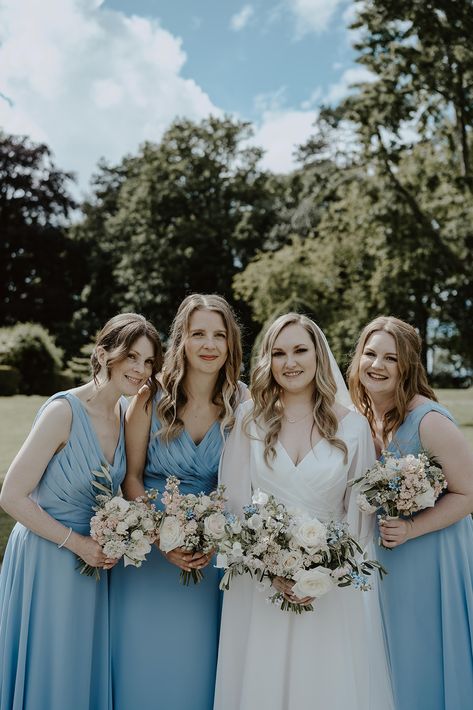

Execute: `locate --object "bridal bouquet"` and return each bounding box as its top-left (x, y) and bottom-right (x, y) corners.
top-left (158, 475), bottom-right (227, 585)
top-left (353, 451), bottom-right (447, 547)
top-left (216, 489), bottom-right (383, 613)
top-left (78, 464), bottom-right (162, 579)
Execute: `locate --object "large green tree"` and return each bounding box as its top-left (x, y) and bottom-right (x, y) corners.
top-left (74, 116), bottom-right (279, 342)
top-left (236, 0), bottom-right (473, 369)
top-left (0, 133), bottom-right (84, 350)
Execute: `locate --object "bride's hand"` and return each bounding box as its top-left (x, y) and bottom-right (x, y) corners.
top-left (272, 576), bottom-right (314, 606)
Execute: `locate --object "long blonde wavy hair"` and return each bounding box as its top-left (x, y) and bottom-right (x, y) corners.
top-left (347, 315), bottom-right (437, 444)
top-left (157, 294), bottom-right (242, 442)
top-left (248, 313), bottom-right (348, 465)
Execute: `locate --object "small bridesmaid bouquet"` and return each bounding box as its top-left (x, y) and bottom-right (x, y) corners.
top-left (78, 465), bottom-right (162, 579)
top-left (352, 452), bottom-right (447, 548)
top-left (158, 475), bottom-right (227, 585)
top-left (216, 489), bottom-right (384, 613)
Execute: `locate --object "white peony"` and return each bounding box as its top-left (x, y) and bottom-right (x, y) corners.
top-left (292, 567), bottom-right (334, 599)
top-left (252, 489), bottom-right (269, 506)
top-left (292, 517), bottom-right (327, 553)
top-left (413, 486), bottom-right (436, 510)
top-left (159, 516), bottom-right (185, 552)
top-left (203, 512), bottom-right (227, 540)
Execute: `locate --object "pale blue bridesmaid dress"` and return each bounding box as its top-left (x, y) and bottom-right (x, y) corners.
top-left (376, 401), bottom-right (473, 710)
top-left (110, 395), bottom-right (223, 710)
top-left (0, 392), bottom-right (126, 710)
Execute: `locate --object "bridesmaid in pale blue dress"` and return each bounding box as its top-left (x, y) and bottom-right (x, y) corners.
top-left (110, 294), bottom-right (246, 710)
top-left (349, 315), bottom-right (473, 710)
top-left (0, 313), bottom-right (162, 710)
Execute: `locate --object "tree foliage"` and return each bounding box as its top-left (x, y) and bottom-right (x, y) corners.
top-left (0, 133), bottom-right (85, 351)
top-left (73, 116), bottom-right (279, 340)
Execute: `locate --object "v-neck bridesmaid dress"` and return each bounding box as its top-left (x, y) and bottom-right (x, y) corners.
top-left (110, 393), bottom-right (224, 710)
top-left (0, 391), bottom-right (126, 710)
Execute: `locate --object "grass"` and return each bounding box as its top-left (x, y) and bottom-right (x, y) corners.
top-left (0, 389), bottom-right (472, 560)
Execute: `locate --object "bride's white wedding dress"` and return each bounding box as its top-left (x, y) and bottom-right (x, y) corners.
top-left (214, 401), bottom-right (394, 710)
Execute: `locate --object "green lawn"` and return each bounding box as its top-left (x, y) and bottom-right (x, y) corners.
top-left (0, 389), bottom-right (472, 560)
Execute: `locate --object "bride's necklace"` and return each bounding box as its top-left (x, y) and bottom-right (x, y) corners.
top-left (283, 409), bottom-right (313, 424)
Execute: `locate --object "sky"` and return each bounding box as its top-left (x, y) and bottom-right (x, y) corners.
top-left (0, 0), bottom-right (370, 194)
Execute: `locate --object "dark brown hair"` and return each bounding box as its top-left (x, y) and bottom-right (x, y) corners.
top-left (91, 313), bottom-right (163, 406)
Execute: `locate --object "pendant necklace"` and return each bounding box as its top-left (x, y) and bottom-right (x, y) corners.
top-left (284, 410), bottom-right (313, 424)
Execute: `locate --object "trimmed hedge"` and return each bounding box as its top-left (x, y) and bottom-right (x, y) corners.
top-left (0, 323), bottom-right (64, 395)
top-left (0, 365), bottom-right (21, 396)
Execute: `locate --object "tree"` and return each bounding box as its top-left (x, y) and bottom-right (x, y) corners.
top-left (74, 116), bottom-right (279, 342)
top-left (0, 132), bottom-right (85, 353)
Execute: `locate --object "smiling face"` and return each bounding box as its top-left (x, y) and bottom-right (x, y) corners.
top-left (270, 323), bottom-right (317, 396)
top-left (108, 335), bottom-right (156, 395)
top-left (359, 330), bottom-right (399, 400)
top-left (184, 309), bottom-right (228, 376)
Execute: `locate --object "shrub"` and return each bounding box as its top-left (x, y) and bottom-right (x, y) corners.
top-left (0, 323), bottom-right (63, 395)
top-left (0, 365), bottom-right (20, 396)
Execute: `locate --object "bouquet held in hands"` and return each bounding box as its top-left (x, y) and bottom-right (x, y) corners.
top-left (158, 475), bottom-right (227, 585)
top-left (353, 451), bottom-right (447, 548)
top-left (216, 489), bottom-right (384, 613)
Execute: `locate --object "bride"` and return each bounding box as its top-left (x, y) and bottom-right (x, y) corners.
top-left (214, 313), bottom-right (393, 710)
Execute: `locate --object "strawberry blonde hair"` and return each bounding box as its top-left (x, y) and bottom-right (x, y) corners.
top-left (347, 315), bottom-right (437, 444)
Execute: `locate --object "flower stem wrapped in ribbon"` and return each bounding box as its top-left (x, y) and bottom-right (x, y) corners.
top-left (78, 464), bottom-right (162, 579)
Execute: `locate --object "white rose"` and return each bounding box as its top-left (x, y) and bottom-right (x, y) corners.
top-left (357, 493), bottom-right (378, 514)
top-left (141, 517), bottom-right (155, 532)
top-left (292, 518), bottom-right (327, 553)
top-left (280, 549), bottom-right (303, 574)
top-left (413, 486), bottom-right (436, 510)
top-left (246, 514), bottom-right (263, 531)
top-left (116, 522), bottom-right (128, 535)
top-left (252, 489), bottom-right (269, 506)
top-left (292, 567), bottom-right (334, 599)
top-left (204, 512), bottom-right (227, 540)
top-left (159, 516), bottom-right (185, 552)
top-left (131, 529), bottom-right (144, 541)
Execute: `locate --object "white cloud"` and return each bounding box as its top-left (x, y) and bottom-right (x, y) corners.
top-left (252, 108), bottom-right (317, 173)
top-left (287, 0), bottom-right (347, 37)
top-left (230, 5), bottom-right (254, 31)
top-left (0, 0), bottom-right (219, 191)
top-left (324, 66), bottom-right (376, 104)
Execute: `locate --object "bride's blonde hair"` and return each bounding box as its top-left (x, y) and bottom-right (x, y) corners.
top-left (157, 294), bottom-right (242, 442)
top-left (248, 313), bottom-right (348, 465)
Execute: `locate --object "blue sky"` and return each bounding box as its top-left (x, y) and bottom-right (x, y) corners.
top-left (0, 0), bottom-right (368, 192)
